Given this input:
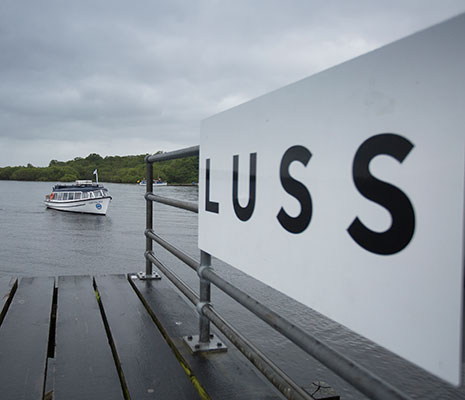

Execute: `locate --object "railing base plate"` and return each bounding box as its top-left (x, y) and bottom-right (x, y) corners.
top-left (134, 272), bottom-right (161, 281)
top-left (183, 334), bottom-right (227, 354)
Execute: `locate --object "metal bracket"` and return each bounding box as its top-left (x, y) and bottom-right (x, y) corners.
top-left (197, 265), bottom-right (212, 279)
top-left (135, 271), bottom-right (161, 280)
top-left (183, 333), bottom-right (227, 354)
top-left (196, 301), bottom-right (210, 316)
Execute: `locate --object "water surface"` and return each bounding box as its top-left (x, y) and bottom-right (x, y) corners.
top-left (0, 180), bottom-right (463, 399)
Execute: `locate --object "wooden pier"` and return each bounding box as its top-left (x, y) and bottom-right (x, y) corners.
top-left (0, 274), bottom-right (286, 400)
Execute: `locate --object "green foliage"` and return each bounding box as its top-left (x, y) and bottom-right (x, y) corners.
top-left (85, 153), bottom-right (103, 162)
top-left (0, 153), bottom-right (199, 184)
top-left (0, 166), bottom-right (20, 180)
top-left (60, 174), bottom-right (78, 182)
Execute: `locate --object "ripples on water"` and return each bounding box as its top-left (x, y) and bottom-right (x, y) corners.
top-left (0, 180), bottom-right (463, 399)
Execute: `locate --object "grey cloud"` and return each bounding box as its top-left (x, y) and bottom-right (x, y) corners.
top-left (0, 0), bottom-right (464, 166)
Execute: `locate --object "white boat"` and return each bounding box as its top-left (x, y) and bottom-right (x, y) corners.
top-left (138, 179), bottom-right (167, 186)
top-left (44, 180), bottom-right (112, 215)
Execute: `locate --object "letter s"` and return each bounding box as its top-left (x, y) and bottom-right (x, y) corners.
top-left (348, 133), bottom-right (415, 255)
top-left (277, 145), bottom-right (312, 234)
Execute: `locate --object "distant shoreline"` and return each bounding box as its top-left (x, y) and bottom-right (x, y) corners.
top-left (0, 152), bottom-right (199, 185)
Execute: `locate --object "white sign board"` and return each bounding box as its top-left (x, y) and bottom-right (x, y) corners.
top-left (199, 14), bottom-right (465, 385)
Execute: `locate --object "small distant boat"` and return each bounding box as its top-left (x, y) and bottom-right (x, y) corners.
top-left (44, 180), bottom-right (112, 215)
top-left (138, 179), bottom-right (167, 186)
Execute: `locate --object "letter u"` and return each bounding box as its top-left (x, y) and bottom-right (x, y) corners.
top-left (232, 153), bottom-right (257, 221)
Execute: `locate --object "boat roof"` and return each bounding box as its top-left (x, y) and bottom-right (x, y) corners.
top-left (52, 181), bottom-right (107, 192)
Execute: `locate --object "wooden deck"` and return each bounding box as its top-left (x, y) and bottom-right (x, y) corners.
top-left (0, 274), bottom-right (284, 400)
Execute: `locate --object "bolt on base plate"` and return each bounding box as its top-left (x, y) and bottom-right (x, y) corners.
top-left (133, 271), bottom-right (161, 280)
top-left (183, 334), bottom-right (227, 354)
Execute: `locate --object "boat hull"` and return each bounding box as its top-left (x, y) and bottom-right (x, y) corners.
top-left (44, 197), bottom-right (111, 215)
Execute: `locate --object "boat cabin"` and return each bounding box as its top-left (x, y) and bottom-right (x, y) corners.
top-left (46, 181), bottom-right (110, 202)
top-left (49, 189), bottom-right (109, 201)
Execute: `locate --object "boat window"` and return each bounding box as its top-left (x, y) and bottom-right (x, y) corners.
top-left (93, 190), bottom-right (102, 198)
top-left (89, 192), bottom-right (95, 198)
top-left (63, 193), bottom-right (68, 201)
top-left (82, 192), bottom-right (88, 199)
top-left (68, 192), bottom-right (74, 200)
top-left (75, 192), bottom-right (81, 200)
top-left (57, 193), bottom-right (63, 201)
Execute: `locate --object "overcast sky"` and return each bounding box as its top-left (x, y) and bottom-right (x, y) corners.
top-left (1, 1), bottom-right (464, 167)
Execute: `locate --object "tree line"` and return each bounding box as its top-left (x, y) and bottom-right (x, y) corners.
top-left (0, 153), bottom-right (199, 184)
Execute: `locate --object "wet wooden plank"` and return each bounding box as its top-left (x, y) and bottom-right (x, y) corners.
top-left (0, 276), bottom-right (55, 400)
top-left (0, 276), bottom-right (17, 325)
top-left (130, 275), bottom-right (283, 400)
top-left (53, 275), bottom-right (124, 400)
top-left (95, 274), bottom-right (201, 400)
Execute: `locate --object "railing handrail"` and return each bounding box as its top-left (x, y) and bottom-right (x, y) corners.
top-left (145, 193), bottom-right (198, 213)
top-left (144, 145), bottom-right (411, 400)
top-left (145, 145), bottom-right (199, 163)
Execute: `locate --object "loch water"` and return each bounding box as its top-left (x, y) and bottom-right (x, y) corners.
top-left (0, 180), bottom-right (463, 399)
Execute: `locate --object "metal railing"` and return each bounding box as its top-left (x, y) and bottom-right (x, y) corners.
top-left (143, 146), bottom-right (411, 400)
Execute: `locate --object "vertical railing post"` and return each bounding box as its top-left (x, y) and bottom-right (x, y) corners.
top-left (184, 249), bottom-right (226, 353)
top-left (145, 159), bottom-right (153, 275)
top-left (199, 250), bottom-right (211, 343)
